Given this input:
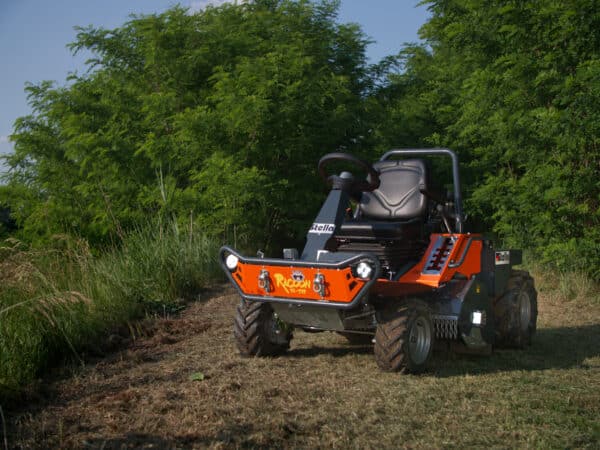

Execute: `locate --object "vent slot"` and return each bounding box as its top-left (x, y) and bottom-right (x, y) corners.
top-left (423, 237), bottom-right (454, 274)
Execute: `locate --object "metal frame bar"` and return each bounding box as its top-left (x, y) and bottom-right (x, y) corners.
top-left (448, 236), bottom-right (484, 268)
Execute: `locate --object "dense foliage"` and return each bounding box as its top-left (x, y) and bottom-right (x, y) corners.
top-left (1, 0), bottom-right (598, 278)
top-left (2, 0), bottom-right (373, 250)
top-left (373, 0), bottom-right (600, 278)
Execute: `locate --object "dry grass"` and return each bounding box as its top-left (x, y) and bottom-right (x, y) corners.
top-left (4, 278), bottom-right (599, 449)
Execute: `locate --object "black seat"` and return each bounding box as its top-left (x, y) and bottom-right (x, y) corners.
top-left (338, 159), bottom-right (428, 238)
top-left (359, 159), bottom-right (428, 220)
top-left (335, 159), bottom-right (429, 270)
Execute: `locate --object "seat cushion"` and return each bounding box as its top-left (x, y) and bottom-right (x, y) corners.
top-left (359, 159), bottom-right (427, 220)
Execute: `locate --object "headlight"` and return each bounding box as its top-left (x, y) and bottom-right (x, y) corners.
top-left (472, 310), bottom-right (485, 326)
top-left (225, 254), bottom-right (239, 271)
top-left (356, 261), bottom-right (373, 280)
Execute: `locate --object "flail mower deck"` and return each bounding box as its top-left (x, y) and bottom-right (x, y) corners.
top-left (220, 149), bottom-right (537, 373)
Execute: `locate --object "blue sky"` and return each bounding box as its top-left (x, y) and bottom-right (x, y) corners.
top-left (0, 0), bottom-right (430, 170)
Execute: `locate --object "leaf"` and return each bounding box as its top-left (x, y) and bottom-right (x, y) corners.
top-left (189, 371), bottom-right (205, 382)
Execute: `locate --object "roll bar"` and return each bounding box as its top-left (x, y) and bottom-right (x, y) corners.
top-left (380, 148), bottom-right (464, 233)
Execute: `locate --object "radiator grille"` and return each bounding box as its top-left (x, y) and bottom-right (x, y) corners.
top-left (432, 314), bottom-right (459, 340)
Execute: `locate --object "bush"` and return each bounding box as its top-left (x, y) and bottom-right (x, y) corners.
top-left (0, 221), bottom-right (222, 397)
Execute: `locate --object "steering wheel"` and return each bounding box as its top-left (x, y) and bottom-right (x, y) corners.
top-left (318, 152), bottom-right (380, 193)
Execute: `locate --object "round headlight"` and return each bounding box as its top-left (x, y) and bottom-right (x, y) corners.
top-left (225, 254), bottom-right (239, 270)
top-left (356, 261), bottom-right (373, 280)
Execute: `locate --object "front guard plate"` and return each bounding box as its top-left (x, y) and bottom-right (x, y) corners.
top-left (219, 246), bottom-right (380, 309)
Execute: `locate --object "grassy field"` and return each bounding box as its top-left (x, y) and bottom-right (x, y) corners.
top-left (0, 222), bottom-right (222, 396)
top-left (4, 267), bottom-right (599, 449)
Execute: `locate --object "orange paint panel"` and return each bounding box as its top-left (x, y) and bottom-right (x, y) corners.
top-left (232, 264), bottom-right (366, 304)
top-left (398, 233), bottom-right (483, 288)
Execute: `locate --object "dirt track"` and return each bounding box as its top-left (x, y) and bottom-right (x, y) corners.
top-left (6, 284), bottom-right (600, 449)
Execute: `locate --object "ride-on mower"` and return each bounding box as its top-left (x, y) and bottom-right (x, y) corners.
top-left (219, 149), bottom-right (538, 373)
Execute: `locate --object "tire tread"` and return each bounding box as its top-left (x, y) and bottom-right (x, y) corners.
top-left (234, 300), bottom-right (291, 357)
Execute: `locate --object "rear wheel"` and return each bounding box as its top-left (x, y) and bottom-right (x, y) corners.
top-left (374, 299), bottom-right (434, 373)
top-left (494, 270), bottom-right (538, 348)
top-left (234, 300), bottom-right (292, 356)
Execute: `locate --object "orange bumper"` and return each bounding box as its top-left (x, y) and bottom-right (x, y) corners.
top-left (219, 246), bottom-right (380, 309)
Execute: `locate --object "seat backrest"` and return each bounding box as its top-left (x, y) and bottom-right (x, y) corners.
top-left (359, 159), bottom-right (428, 220)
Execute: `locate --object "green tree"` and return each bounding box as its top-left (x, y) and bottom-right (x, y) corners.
top-left (379, 0), bottom-right (600, 278)
top-left (2, 0), bottom-right (373, 250)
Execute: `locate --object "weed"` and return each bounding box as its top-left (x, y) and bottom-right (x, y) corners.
top-left (523, 255), bottom-right (599, 305)
top-left (0, 220), bottom-right (222, 396)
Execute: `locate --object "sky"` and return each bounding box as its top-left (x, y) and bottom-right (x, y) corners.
top-left (0, 0), bottom-right (430, 172)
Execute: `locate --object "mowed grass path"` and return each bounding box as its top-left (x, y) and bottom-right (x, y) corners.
top-left (8, 282), bottom-right (600, 449)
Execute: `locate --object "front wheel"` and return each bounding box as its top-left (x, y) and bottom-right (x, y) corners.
top-left (233, 300), bottom-right (292, 356)
top-left (374, 299), bottom-right (434, 373)
top-left (494, 270), bottom-right (538, 348)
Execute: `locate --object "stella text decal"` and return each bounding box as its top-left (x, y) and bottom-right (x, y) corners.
top-left (308, 223), bottom-right (335, 234)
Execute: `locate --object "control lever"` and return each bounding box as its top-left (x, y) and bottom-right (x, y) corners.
top-left (420, 188), bottom-right (456, 238)
top-left (437, 204), bottom-right (456, 238)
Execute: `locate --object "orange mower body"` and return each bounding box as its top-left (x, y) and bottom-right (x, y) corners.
top-left (220, 149), bottom-right (538, 372)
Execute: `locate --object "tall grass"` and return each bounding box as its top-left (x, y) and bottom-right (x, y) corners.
top-left (0, 221), bottom-right (222, 397)
top-left (522, 253), bottom-right (600, 305)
